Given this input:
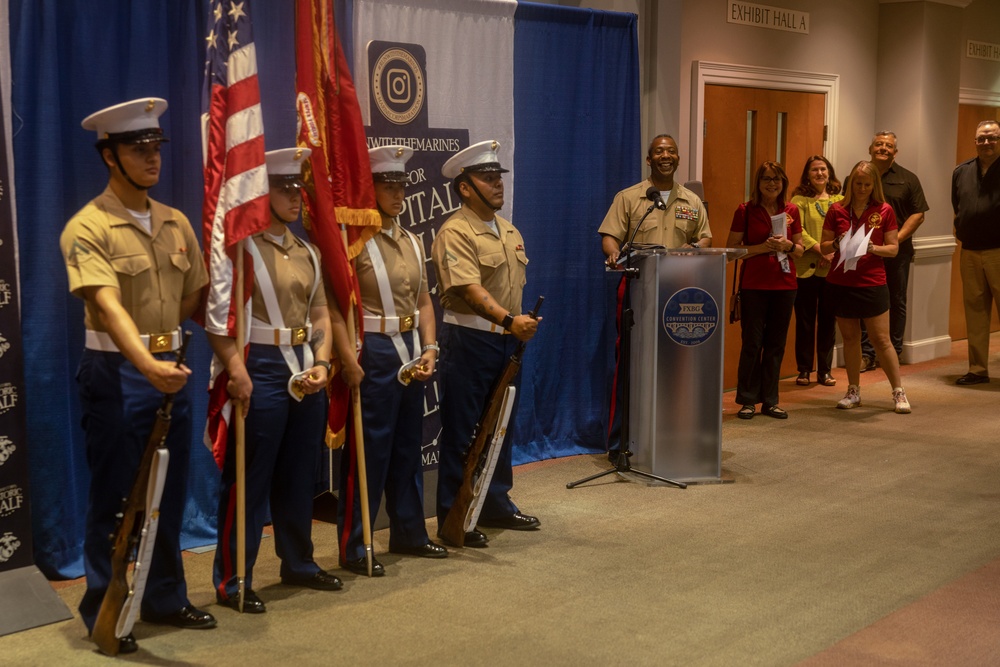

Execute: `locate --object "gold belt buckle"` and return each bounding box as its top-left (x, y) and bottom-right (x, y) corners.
top-left (400, 315), bottom-right (414, 332)
top-left (148, 333), bottom-right (172, 353)
top-left (292, 327), bottom-right (307, 345)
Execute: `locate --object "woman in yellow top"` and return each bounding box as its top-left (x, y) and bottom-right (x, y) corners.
top-left (790, 155), bottom-right (842, 387)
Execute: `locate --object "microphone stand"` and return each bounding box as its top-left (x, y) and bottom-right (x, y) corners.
top-left (568, 198), bottom-right (686, 490)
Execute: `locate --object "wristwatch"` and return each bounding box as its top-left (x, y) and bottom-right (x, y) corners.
top-left (315, 360), bottom-right (332, 372)
top-left (501, 313), bottom-right (515, 331)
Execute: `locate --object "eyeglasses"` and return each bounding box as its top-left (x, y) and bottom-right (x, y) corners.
top-left (975, 135), bottom-right (1000, 145)
top-left (760, 176), bottom-right (782, 183)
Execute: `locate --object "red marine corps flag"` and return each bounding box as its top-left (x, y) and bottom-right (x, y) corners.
top-left (294, 0), bottom-right (380, 448)
top-left (201, 0), bottom-right (270, 467)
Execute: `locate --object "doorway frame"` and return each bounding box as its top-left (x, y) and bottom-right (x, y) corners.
top-left (959, 87), bottom-right (1000, 107)
top-left (691, 61), bottom-right (840, 181)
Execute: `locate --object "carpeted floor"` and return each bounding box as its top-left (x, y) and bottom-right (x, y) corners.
top-left (3, 335), bottom-right (1000, 666)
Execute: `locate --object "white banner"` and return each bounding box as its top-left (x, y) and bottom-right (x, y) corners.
top-left (353, 0), bottom-right (516, 217)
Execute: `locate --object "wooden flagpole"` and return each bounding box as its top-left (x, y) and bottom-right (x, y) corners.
top-left (234, 241), bottom-right (247, 610)
top-left (341, 227), bottom-right (373, 577)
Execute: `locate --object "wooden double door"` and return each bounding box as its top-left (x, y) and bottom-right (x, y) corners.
top-left (702, 84), bottom-right (827, 389)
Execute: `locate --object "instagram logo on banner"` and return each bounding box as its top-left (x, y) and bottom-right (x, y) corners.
top-left (371, 46), bottom-right (425, 126)
top-left (387, 68), bottom-right (411, 104)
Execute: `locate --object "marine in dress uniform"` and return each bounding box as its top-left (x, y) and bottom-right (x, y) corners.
top-left (336, 146), bottom-right (447, 577)
top-left (598, 134), bottom-right (712, 459)
top-left (59, 98), bottom-right (215, 653)
top-left (208, 147), bottom-right (341, 614)
top-left (431, 140), bottom-right (541, 549)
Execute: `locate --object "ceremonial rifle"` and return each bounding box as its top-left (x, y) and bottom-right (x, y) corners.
top-left (92, 331), bottom-right (192, 656)
top-left (440, 297), bottom-right (544, 547)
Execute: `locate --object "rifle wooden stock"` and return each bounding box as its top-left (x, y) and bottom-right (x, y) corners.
top-left (440, 297), bottom-right (544, 547)
top-left (92, 332), bottom-right (192, 656)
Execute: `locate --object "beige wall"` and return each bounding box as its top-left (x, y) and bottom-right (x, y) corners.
top-left (675, 0), bottom-right (880, 182)
top-left (539, 0), bottom-right (1000, 180)
top-left (960, 0), bottom-right (1000, 93)
top-left (537, 0), bottom-right (1000, 361)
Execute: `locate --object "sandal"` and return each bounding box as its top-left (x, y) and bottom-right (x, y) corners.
top-left (737, 405), bottom-right (755, 420)
top-left (819, 373), bottom-right (837, 386)
top-left (795, 372), bottom-right (810, 386)
top-left (762, 405), bottom-right (788, 419)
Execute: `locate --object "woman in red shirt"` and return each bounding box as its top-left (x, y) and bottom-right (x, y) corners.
top-left (821, 160), bottom-right (910, 413)
top-left (727, 161), bottom-right (804, 420)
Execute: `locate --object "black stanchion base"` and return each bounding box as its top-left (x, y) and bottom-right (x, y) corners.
top-left (566, 452), bottom-right (687, 490)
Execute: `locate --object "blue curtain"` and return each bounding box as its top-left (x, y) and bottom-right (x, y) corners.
top-left (11, 0), bottom-right (639, 578)
top-left (10, 0), bottom-right (296, 579)
top-left (510, 3), bottom-right (640, 464)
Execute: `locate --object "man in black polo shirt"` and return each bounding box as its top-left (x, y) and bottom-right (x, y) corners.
top-left (953, 120), bottom-right (1000, 385)
top-left (859, 131), bottom-right (928, 370)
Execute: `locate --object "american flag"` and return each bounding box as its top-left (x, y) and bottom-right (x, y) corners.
top-left (200, 0), bottom-right (269, 466)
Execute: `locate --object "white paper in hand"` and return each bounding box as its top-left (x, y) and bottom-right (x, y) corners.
top-left (835, 225), bottom-right (875, 272)
top-left (771, 212), bottom-right (790, 273)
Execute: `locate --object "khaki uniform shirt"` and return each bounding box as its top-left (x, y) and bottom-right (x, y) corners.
top-left (432, 204), bottom-right (528, 315)
top-left (60, 186), bottom-right (208, 333)
top-left (356, 221), bottom-right (428, 317)
top-left (250, 230), bottom-right (326, 328)
top-left (598, 180), bottom-right (711, 248)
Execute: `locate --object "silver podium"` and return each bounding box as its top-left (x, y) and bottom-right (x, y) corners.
top-left (628, 247), bottom-right (745, 484)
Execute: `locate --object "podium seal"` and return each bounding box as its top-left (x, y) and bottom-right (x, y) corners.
top-left (661, 287), bottom-right (719, 347)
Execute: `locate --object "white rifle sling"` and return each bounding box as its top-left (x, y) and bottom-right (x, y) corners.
top-left (115, 447), bottom-right (170, 639)
top-left (463, 385), bottom-right (516, 531)
top-left (246, 237), bottom-right (318, 396)
top-left (363, 231), bottom-right (420, 382)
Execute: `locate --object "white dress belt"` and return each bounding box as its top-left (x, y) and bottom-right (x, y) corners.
top-left (362, 311), bottom-right (419, 334)
top-left (442, 310), bottom-right (510, 335)
top-left (247, 324), bottom-right (313, 346)
top-left (85, 328), bottom-right (183, 353)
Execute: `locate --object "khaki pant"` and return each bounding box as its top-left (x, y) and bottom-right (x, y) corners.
top-left (960, 246), bottom-right (1000, 375)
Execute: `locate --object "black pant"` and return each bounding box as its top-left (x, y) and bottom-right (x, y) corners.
top-left (861, 253), bottom-right (910, 358)
top-left (736, 289), bottom-right (797, 407)
top-left (793, 275), bottom-right (835, 375)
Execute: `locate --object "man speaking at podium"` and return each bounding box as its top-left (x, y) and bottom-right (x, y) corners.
top-left (598, 134), bottom-right (712, 461)
top-left (599, 134), bottom-right (712, 267)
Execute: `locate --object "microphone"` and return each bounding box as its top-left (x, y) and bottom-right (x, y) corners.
top-left (645, 185), bottom-right (666, 210)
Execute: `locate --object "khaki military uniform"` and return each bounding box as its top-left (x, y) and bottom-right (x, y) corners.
top-left (356, 222), bottom-right (427, 318)
top-left (213, 227), bottom-right (330, 599)
top-left (61, 186), bottom-right (208, 334)
top-left (432, 204), bottom-right (527, 316)
top-left (431, 203), bottom-right (530, 527)
top-left (598, 180), bottom-right (711, 249)
top-left (337, 220), bottom-right (434, 563)
top-left (248, 230), bottom-right (326, 328)
top-left (60, 186), bottom-right (207, 631)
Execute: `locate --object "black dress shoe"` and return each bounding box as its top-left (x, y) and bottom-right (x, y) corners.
top-left (437, 528), bottom-right (489, 548)
top-left (216, 589), bottom-right (266, 613)
top-left (860, 355), bottom-right (877, 372)
top-left (282, 568), bottom-right (346, 589)
top-left (956, 372), bottom-right (989, 385)
top-left (341, 557), bottom-right (385, 577)
top-left (389, 541), bottom-right (449, 558)
top-left (118, 633), bottom-right (138, 654)
top-left (141, 605), bottom-right (217, 629)
top-left (478, 512), bottom-right (541, 531)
